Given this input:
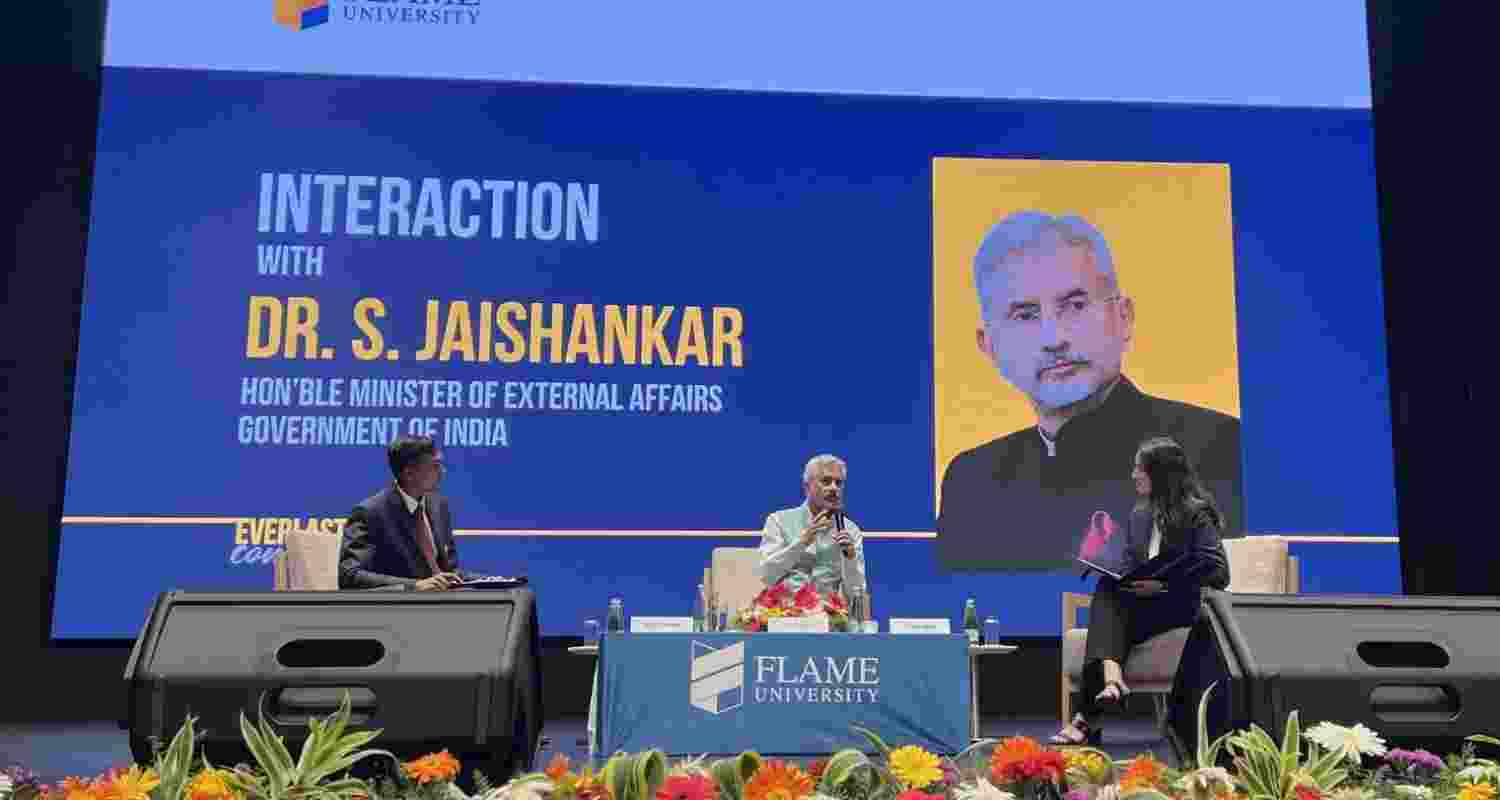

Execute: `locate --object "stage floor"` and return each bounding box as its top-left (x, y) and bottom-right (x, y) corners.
top-left (0, 714), bottom-right (1174, 783)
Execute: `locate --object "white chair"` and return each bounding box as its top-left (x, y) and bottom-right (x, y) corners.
top-left (1060, 535), bottom-right (1300, 727)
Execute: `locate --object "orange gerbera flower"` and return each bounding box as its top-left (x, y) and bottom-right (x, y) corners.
top-left (1119, 756), bottom-right (1166, 792)
top-left (575, 768), bottom-right (612, 800)
top-left (404, 750), bottom-right (462, 784)
top-left (990, 737), bottom-right (1067, 786)
top-left (546, 754), bottom-right (573, 782)
top-left (745, 761), bottom-right (815, 800)
top-left (100, 766), bottom-right (160, 800)
top-left (187, 769), bottom-right (241, 800)
top-left (56, 777), bottom-right (101, 800)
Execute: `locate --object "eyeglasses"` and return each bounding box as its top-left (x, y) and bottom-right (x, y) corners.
top-left (992, 294), bottom-right (1122, 328)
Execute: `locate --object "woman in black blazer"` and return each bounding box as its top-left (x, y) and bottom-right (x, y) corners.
top-left (1052, 435), bottom-right (1231, 745)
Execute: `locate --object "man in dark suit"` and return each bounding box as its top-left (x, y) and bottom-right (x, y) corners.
top-left (339, 434), bottom-right (466, 590)
top-left (936, 211), bottom-right (1242, 570)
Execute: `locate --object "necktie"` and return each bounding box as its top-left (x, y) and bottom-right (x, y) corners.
top-left (414, 501), bottom-right (441, 573)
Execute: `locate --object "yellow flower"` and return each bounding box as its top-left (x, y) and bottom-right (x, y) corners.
top-left (766, 608), bottom-right (787, 619)
top-left (101, 766), bottom-right (160, 800)
top-left (888, 746), bottom-right (944, 790)
top-left (744, 761), bottom-right (814, 800)
top-left (1064, 751), bottom-right (1109, 784)
top-left (187, 769), bottom-right (241, 800)
top-left (1459, 785), bottom-right (1497, 800)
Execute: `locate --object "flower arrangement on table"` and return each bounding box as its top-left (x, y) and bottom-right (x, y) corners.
top-left (728, 582), bottom-right (851, 632)
top-left (8, 684), bottom-right (1500, 800)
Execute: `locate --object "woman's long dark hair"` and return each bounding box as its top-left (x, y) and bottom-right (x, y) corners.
top-left (1136, 435), bottom-right (1223, 530)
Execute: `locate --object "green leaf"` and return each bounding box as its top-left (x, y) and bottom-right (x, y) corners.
top-left (1280, 711), bottom-right (1302, 774)
top-left (318, 748), bottom-right (396, 783)
top-left (1196, 682), bottom-right (1219, 769)
top-left (850, 725), bottom-right (892, 757)
top-left (239, 711), bottom-right (290, 791)
top-left (707, 761), bottom-right (742, 800)
top-left (1468, 735), bottom-right (1500, 747)
top-left (819, 750), bottom-right (873, 794)
top-left (709, 752), bottom-right (759, 800)
top-left (255, 710), bottom-right (297, 783)
top-left (633, 750), bottom-right (668, 800)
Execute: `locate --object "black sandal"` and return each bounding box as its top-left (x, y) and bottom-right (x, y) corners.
top-left (1049, 714), bottom-right (1103, 746)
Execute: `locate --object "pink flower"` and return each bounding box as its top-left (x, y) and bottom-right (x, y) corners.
top-left (824, 591), bottom-right (848, 614)
top-left (1079, 511), bottom-right (1117, 559)
top-left (757, 583), bottom-right (790, 608)
top-left (793, 584), bottom-right (821, 611)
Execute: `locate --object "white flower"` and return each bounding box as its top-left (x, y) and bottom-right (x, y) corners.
top-left (1458, 766), bottom-right (1500, 784)
top-left (1180, 766), bottom-right (1234, 799)
top-left (1094, 785), bottom-right (1122, 800)
top-left (954, 776), bottom-right (1017, 800)
top-left (489, 779), bottom-right (553, 800)
top-left (1303, 721), bottom-right (1388, 763)
top-left (1393, 786), bottom-right (1433, 800)
top-left (0, 773), bottom-right (14, 800)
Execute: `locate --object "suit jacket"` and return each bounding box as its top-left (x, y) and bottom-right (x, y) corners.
top-left (338, 485), bottom-right (462, 589)
top-left (1114, 506), bottom-right (1231, 590)
top-left (936, 377), bottom-right (1242, 570)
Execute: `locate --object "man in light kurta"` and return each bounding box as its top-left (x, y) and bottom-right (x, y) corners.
top-left (757, 454), bottom-right (868, 596)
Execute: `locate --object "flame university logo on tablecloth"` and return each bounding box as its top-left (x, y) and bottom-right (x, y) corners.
top-left (690, 641), bottom-right (745, 715)
top-left (273, 0), bottom-right (330, 30)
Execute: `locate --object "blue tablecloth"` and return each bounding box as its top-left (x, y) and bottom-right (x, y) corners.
top-left (596, 632), bottom-right (970, 756)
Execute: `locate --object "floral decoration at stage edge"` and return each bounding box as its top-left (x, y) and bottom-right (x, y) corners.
top-left (7, 687), bottom-right (1500, 800)
top-left (730, 582), bottom-right (850, 632)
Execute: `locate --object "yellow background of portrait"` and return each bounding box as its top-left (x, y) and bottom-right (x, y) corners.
top-left (933, 158), bottom-right (1241, 513)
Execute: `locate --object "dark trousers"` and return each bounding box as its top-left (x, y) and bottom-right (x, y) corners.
top-left (1076, 579), bottom-right (1201, 721)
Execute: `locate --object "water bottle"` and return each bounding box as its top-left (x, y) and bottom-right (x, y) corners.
top-left (693, 584), bottom-right (707, 632)
top-left (607, 598), bottom-right (625, 632)
top-left (963, 598), bottom-right (980, 644)
top-left (847, 587), bottom-right (867, 633)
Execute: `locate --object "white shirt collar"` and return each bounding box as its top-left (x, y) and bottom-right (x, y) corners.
top-left (1037, 427), bottom-right (1057, 457)
top-left (395, 483), bottom-right (423, 515)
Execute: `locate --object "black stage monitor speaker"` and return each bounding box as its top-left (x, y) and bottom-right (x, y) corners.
top-left (1169, 591), bottom-right (1500, 759)
top-left (123, 590), bottom-right (542, 784)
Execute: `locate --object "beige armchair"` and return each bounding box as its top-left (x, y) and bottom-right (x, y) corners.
top-left (272, 529), bottom-right (343, 590)
top-left (708, 547), bottom-right (765, 618)
top-left (1060, 535), bottom-right (1299, 727)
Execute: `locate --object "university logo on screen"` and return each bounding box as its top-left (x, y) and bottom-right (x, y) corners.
top-left (274, 0), bottom-right (483, 30)
top-left (689, 641), bottom-right (881, 716)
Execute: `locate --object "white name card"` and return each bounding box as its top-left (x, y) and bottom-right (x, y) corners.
top-left (630, 616), bottom-right (695, 633)
top-left (889, 618), bottom-right (952, 634)
top-left (767, 614), bottom-right (831, 633)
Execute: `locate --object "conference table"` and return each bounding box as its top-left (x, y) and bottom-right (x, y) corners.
top-left (572, 633), bottom-right (1015, 757)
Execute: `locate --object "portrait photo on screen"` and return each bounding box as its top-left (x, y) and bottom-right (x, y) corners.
top-left (932, 158), bottom-right (1244, 570)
